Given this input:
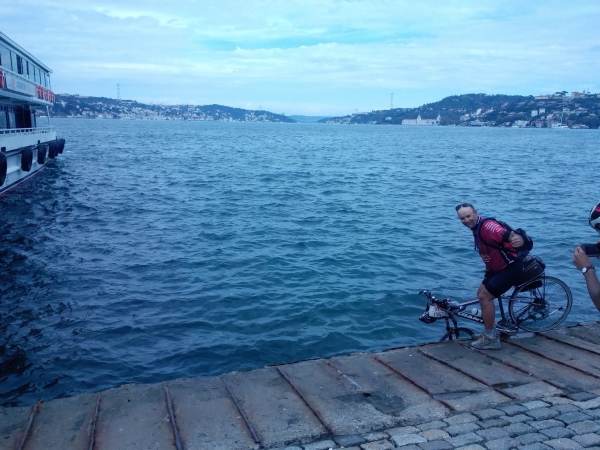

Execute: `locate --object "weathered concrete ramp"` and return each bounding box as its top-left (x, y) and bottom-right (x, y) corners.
top-left (2, 322), bottom-right (600, 450)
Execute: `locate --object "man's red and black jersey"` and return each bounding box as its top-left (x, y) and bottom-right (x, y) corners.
top-left (473, 216), bottom-right (519, 273)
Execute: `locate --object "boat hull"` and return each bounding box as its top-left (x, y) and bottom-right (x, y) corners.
top-left (0, 129), bottom-right (62, 195)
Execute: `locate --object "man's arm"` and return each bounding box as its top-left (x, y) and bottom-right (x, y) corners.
top-left (573, 246), bottom-right (600, 310)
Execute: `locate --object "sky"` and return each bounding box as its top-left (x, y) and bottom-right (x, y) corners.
top-left (3, 0), bottom-right (600, 115)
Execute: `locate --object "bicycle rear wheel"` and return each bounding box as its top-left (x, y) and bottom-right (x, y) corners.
top-left (508, 275), bottom-right (572, 332)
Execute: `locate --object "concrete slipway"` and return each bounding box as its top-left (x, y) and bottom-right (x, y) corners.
top-left (1, 323), bottom-right (600, 450)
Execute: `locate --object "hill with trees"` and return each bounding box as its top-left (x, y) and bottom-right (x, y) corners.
top-left (52, 94), bottom-right (295, 123)
top-left (322, 92), bottom-right (600, 129)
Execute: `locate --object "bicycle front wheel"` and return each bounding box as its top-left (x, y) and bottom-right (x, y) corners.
top-left (509, 275), bottom-right (572, 332)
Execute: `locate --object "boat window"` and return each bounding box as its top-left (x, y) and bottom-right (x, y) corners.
top-left (26, 60), bottom-right (30, 77)
top-left (16, 54), bottom-right (23, 74)
top-left (0, 107), bottom-right (8, 129)
top-left (7, 109), bottom-right (15, 128)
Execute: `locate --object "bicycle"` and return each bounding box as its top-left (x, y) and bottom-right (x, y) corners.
top-left (418, 256), bottom-right (573, 341)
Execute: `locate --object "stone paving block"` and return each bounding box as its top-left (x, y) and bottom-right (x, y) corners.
top-left (420, 429), bottom-right (450, 441)
top-left (476, 426), bottom-right (509, 440)
top-left (505, 421), bottom-right (535, 436)
top-left (363, 432), bottom-right (389, 441)
top-left (551, 404), bottom-right (580, 414)
top-left (95, 383), bottom-right (176, 450)
top-left (23, 395), bottom-right (99, 450)
top-left (335, 434), bottom-right (366, 447)
top-left (505, 413), bottom-right (530, 423)
top-left (0, 405), bottom-right (31, 450)
top-left (484, 437), bottom-right (517, 449)
top-left (518, 432), bottom-right (547, 444)
top-left (568, 419), bottom-right (600, 434)
top-left (444, 391), bottom-right (510, 413)
top-left (527, 407), bottom-right (560, 419)
top-left (543, 437), bottom-right (584, 449)
top-left (567, 391), bottom-right (597, 401)
top-left (273, 446), bottom-right (302, 450)
top-left (523, 400), bottom-right (550, 410)
top-left (360, 439), bottom-right (394, 450)
top-left (387, 425), bottom-right (419, 435)
top-left (472, 408), bottom-right (504, 419)
top-left (330, 354), bottom-right (449, 425)
top-left (303, 439), bottom-right (337, 450)
top-left (518, 444), bottom-right (553, 450)
top-left (168, 377), bottom-right (258, 450)
top-left (478, 417), bottom-right (509, 428)
top-left (511, 337), bottom-right (600, 379)
top-left (558, 411), bottom-right (591, 424)
top-left (449, 432), bottom-right (484, 447)
top-left (418, 440), bottom-right (453, 450)
top-left (224, 367), bottom-right (328, 447)
top-left (389, 432), bottom-right (426, 447)
top-left (542, 396), bottom-right (574, 406)
top-left (444, 413), bottom-right (478, 425)
top-left (587, 407), bottom-right (600, 418)
top-left (576, 396), bottom-right (600, 409)
top-left (530, 419), bottom-right (564, 431)
top-left (418, 420), bottom-right (447, 431)
top-left (455, 445), bottom-right (485, 450)
top-left (499, 403), bottom-right (528, 415)
top-left (541, 427), bottom-right (574, 439)
top-left (280, 360), bottom-right (399, 436)
top-left (377, 348), bottom-right (508, 412)
top-left (573, 433), bottom-right (600, 446)
top-left (445, 422), bottom-right (480, 436)
top-left (503, 381), bottom-right (563, 401)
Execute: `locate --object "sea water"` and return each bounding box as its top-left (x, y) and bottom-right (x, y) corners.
top-left (0, 119), bottom-right (598, 405)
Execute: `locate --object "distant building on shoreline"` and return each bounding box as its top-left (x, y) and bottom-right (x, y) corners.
top-left (402, 114), bottom-right (441, 126)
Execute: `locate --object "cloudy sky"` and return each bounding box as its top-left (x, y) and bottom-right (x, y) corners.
top-left (4, 0), bottom-right (600, 115)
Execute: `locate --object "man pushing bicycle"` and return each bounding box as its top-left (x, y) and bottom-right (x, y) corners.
top-left (455, 203), bottom-right (531, 350)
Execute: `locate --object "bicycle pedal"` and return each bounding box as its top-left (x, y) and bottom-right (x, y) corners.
top-left (496, 323), bottom-right (518, 334)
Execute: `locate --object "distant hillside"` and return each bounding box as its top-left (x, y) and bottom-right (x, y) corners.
top-left (289, 115), bottom-right (331, 123)
top-left (322, 92), bottom-right (600, 129)
top-left (52, 94), bottom-right (295, 123)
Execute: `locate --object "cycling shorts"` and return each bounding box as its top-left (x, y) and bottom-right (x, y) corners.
top-left (483, 259), bottom-right (524, 298)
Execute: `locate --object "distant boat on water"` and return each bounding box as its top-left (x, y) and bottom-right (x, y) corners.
top-left (0, 31), bottom-right (65, 195)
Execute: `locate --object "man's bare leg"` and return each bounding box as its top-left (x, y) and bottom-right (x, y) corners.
top-left (471, 284), bottom-right (501, 349)
top-left (477, 283), bottom-right (496, 334)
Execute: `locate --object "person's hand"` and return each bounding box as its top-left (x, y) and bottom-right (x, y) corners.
top-left (509, 231), bottom-right (524, 248)
top-left (573, 246), bottom-right (593, 269)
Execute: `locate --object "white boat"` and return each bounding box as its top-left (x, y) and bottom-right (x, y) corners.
top-left (0, 31), bottom-right (65, 195)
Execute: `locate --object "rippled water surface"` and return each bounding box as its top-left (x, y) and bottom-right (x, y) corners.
top-left (1, 119), bottom-right (598, 405)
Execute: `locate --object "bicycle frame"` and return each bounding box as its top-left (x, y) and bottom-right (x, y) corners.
top-left (419, 289), bottom-right (516, 341)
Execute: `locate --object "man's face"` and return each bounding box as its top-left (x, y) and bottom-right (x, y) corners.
top-left (457, 206), bottom-right (478, 229)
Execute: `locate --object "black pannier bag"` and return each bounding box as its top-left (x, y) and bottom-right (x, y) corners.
top-left (519, 255), bottom-right (545, 290)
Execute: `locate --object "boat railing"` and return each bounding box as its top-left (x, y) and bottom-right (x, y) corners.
top-left (0, 127), bottom-right (55, 136)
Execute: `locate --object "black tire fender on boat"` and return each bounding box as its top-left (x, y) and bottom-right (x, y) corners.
top-left (0, 152), bottom-right (7, 186)
top-left (37, 144), bottom-right (47, 164)
top-left (48, 142), bottom-right (57, 159)
top-left (57, 138), bottom-right (65, 154)
top-left (21, 147), bottom-right (33, 172)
